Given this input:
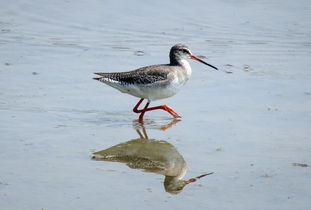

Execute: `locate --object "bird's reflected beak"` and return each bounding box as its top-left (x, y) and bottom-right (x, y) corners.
top-left (184, 178), bottom-right (197, 185)
top-left (190, 55), bottom-right (218, 70)
top-left (183, 172), bottom-right (214, 185)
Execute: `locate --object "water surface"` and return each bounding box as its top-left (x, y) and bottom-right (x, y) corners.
top-left (0, 0), bottom-right (311, 209)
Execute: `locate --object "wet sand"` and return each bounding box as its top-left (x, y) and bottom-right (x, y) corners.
top-left (0, 0), bottom-right (311, 209)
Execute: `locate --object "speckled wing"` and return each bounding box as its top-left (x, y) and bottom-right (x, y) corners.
top-left (93, 64), bottom-right (172, 86)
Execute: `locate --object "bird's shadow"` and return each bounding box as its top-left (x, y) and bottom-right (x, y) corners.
top-left (92, 120), bottom-right (213, 194)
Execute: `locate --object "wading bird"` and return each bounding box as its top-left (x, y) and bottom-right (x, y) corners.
top-left (93, 44), bottom-right (218, 122)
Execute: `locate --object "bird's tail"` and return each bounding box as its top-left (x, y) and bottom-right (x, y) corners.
top-left (93, 72), bottom-right (108, 81)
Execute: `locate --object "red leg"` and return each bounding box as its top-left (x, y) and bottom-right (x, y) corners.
top-left (133, 98), bottom-right (145, 113)
top-left (132, 98), bottom-right (181, 122)
top-left (133, 98), bottom-right (149, 122)
top-left (138, 101), bottom-right (150, 123)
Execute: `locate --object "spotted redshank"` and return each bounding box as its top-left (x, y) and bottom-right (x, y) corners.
top-left (93, 44), bottom-right (218, 122)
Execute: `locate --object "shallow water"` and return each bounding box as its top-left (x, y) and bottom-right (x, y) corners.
top-left (1, 0), bottom-right (311, 209)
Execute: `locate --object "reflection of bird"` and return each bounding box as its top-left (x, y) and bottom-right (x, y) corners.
top-left (92, 124), bottom-right (213, 194)
top-left (94, 44), bottom-right (218, 122)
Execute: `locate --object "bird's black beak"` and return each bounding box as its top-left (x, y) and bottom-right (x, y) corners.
top-left (190, 55), bottom-right (218, 70)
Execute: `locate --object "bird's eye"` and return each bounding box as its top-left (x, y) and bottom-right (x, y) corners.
top-left (182, 49), bottom-right (189, 54)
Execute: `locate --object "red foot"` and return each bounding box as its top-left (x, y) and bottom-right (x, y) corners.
top-left (145, 104), bottom-right (181, 118)
top-left (159, 105), bottom-right (181, 118)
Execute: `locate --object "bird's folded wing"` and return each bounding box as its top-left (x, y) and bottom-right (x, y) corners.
top-left (94, 65), bottom-right (172, 86)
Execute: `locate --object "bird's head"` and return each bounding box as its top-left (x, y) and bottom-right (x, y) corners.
top-left (169, 44), bottom-right (218, 70)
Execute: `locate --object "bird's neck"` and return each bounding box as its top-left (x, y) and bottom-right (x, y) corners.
top-left (170, 56), bottom-right (192, 79)
top-left (178, 59), bottom-right (192, 78)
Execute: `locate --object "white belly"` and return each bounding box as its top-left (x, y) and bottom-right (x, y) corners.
top-left (110, 77), bottom-right (186, 101)
top-left (144, 80), bottom-right (184, 101)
